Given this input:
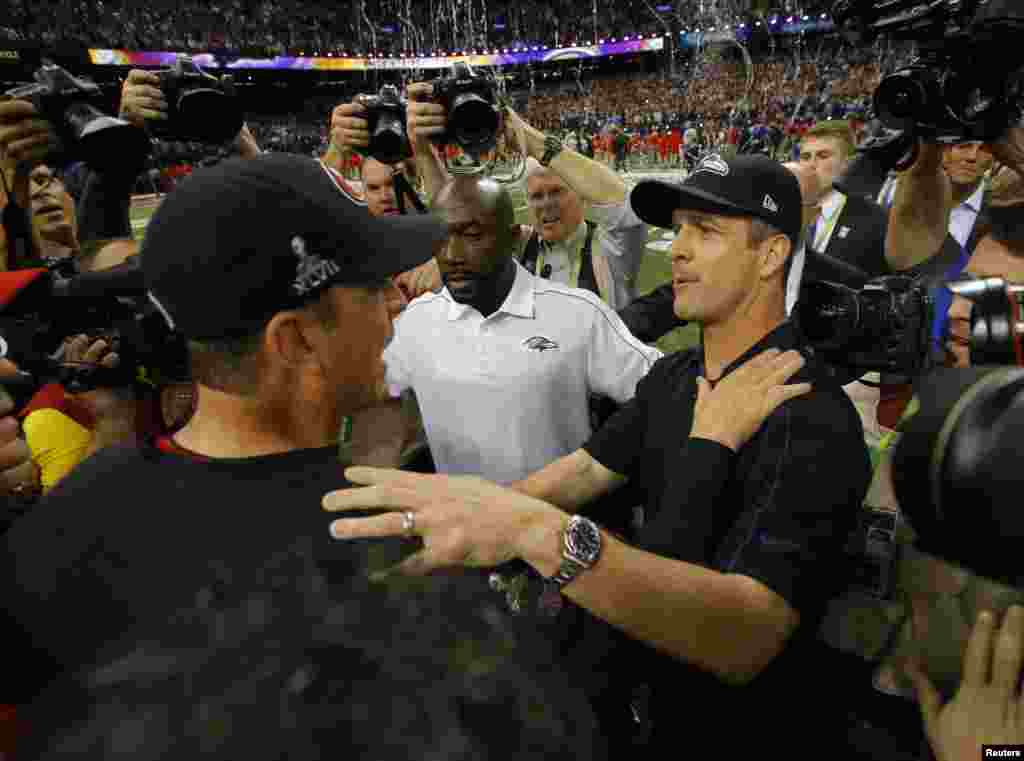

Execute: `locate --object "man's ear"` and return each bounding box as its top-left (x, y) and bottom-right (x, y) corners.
top-left (759, 235), bottom-right (792, 280)
top-left (264, 310), bottom-right (316, 369)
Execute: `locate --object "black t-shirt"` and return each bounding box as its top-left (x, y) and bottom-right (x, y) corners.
top-left (0, 439), bottom-right (378, 703)
top-left (583, 321), bottom-right (872, 748)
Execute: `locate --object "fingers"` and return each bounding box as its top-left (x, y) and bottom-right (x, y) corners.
top-left (82, 339), bottom-right (110, 365)
top-left (902, 655), bottom-right (943, 733)
top-left (762, 351), bottom-right (807, 388)
top-left (125, 69), bottom-right (162, 87)
top-left (0, 432), bottom-right (29, 472)
top-left (963, 610), bottom-right (998, 688)
top-left (328, 511), bottom-right (411, 540)
top-left (405, 82), bottom-right (434, 101)
top-left (0, 458), bottom-right (36, 494)
top-left (100, 352), bottom-right (120, 370)
top-left (992, 605), bottom-right (1024, 701)
top-left (766, 382), bottom-right (812, 408)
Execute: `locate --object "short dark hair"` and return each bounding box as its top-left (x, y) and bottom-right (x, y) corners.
top-left (187, 292), bottom-right (339, 395)
top-left (749, 218), bottom-right (786, 248)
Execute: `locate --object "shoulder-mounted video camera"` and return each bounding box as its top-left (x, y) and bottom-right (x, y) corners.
top-left (149, 56), bottom-right (243, 144)
top-left (5, 62), bottom-right (151, 173)
top-left (355, 84), bottom-right (411, 166)
top-left (948, 276), bottom-right (1024, 367)
top-left (432, 62), bottom-right (502, 158)
top-left (833, 0), bottom-right (1024, 145)
top-left (795, 273), bottom-right (935, 380)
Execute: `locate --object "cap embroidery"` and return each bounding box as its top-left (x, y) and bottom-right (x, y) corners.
top-left (292, 235), bottom-right (341, 296)
top-left (693, 153), bottom-right (729, 178)
top-left (763, 194), bottom-right (778, 213)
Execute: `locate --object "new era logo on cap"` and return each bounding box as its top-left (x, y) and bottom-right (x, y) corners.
top-left (763, 194), bottom-right (778, 213)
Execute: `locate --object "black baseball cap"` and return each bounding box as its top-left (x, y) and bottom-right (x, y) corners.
top-left (630, 154), bottom-right (803, 250)
top-left (141, 153), bottom-right (447, 340)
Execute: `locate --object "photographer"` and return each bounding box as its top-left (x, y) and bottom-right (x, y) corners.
top-left (325, 156), bottom-right (872, 753)
top-left (323, 96), bottom-right (441, 307)
top-left (0, 153), bottom-right (448, 706)
top-left (406, 82), bottom-right (648, 313)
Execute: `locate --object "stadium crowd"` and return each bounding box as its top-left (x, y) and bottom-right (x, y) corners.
top-left (0, 5), bottom-right (1023, 761)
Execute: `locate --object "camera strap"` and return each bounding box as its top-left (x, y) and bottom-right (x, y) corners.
top-left (392, 169), bottom-right (426, 215)
top-left (0, 169), bottom-right (37, 269)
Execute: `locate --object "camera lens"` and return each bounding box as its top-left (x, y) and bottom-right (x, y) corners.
top-left (794, 280), bottom-right (861, 350)
top-left (177, 88), bottom-right (244, 143)
top-left (370, 110), bottom-right (410, 165)
top-left (874, 71), bottom-right (932, 130)
top-left (449, 93), bottom-right (499, 155)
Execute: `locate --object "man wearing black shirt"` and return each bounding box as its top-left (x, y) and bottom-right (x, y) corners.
top-left (326, 155), bottom-right (872, 752)
top-left (0, 154), bottom-right (447, 704)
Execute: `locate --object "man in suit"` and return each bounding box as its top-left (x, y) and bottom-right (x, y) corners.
top-left (799, 120), bottom-right (891, 281)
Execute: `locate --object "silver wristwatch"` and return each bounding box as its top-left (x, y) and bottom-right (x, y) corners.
top-left (547, 516), bottom-right (602, 590)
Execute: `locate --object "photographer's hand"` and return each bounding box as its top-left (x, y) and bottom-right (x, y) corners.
top-left (689, 349), bottom-right (811, 452)
top-left (988, 128), bottom-right (1024, 180)
top-left (904, 606), bottom-right (1024, 761)
top-left (233, 122), bottom-right (261, 159)
top-left (405, 83), bottom-right (449, 203)
top-left (118, 69), bottom-right (167, 127)
top-left (328, 100), bottom-right (369, 154)
top-left (0, 358), bottom-right (38, 499)
top-left (0, 99), bottom-right (55, 168)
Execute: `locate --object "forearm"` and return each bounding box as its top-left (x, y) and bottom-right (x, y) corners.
top-left (520, 123), bottom-right (626, 205)
top-left (321, 142), bottom-right (347, 174)
top-left (509, 450), bottom-right (621, 512)
top-left (886, 143), bottom-right (952, 271)
top-left (517, 512), bottom-right (793, 684)
top-left (413, 140), bottom-right (449, 205)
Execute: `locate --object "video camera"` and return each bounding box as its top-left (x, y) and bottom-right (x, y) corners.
top-left (4, 62), bottom-right (151, 173)
top-left (833, 0), bottom-right (1024, 145)
top-left (0, 260), bottom-right (189, 413)
top-left (149, 56), bottom-right (243, 144)
top-left (355, 84), bottom-right (411, 166)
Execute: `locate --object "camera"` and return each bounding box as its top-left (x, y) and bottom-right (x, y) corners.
top-left (5, 63), bottom-right (151, 173)
top-left (794, 275), bottom-right (935, 378)
top-left (151, 56), bottom-right (243, 144)
top-left (948, 277), bottom-right (1024, 367)
top-left (432, 62), bottom-right (501, 157)
top-left (834, 0), bottom-right (1024, 142)
top-left (355, 85), bottom-right (412, 165)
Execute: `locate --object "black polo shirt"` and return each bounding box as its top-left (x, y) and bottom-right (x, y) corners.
top-left (583, 320), bottom-right (871, 750)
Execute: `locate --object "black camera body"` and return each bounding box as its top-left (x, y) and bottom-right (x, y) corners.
top-left (355, 84), bottom-right (411, 166)
top-left (948, 277), bottom-right (1024, 367)
top-left (794, 275), bottom-right (935, 378)
top-left (151, 57), bottom-right (242, 144)
top-left (5, 63), bottom-right (151, 173)
top-left (834, 0), bottom-right (1024, 142)
top-left (431, 62), bottom-right (501, 157)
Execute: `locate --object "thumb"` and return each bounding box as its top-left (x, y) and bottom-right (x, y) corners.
top-left (902, 656), bottom-right (943, 733)
top-left (695, 377), bottom-right (710, 409)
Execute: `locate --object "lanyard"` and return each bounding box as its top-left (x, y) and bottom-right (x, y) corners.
top-left (812, 193), bottom-right (848, 252)
top-left (535, 243), bottom-right (584, 290)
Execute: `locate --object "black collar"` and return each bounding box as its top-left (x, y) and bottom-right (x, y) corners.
top-left (698, 321), bottom-right (800, 382)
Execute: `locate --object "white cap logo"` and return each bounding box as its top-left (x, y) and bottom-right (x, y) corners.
top-left (763, 194), bottom-right (778, 213)
top-left (694, 153), bottom-right (729, 178)
top-left (291, 234), bottom-right (341, 296)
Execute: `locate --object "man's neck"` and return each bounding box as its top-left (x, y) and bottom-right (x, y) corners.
top-left (172, 386), bottom-right (338, 459)
top-left (466, 257), bottom-right (517, 318)
top-left (952, 180), bottom-right (983, 207)
top-left (701, 303), bottom-right (787, 382)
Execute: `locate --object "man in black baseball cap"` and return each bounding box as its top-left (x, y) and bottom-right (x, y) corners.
top-left (0, 153), bottom-right (449, 704)
top-left (322, 152), bottom-right (872, 754)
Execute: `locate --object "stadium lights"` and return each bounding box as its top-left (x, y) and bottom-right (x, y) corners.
top-left (599, 39), bottom-right (605, 44)
top-left (756, 21), bottom-right (762, 26)
top-left (624, 36), bottom-right (631, 41)
top-left (802, 15), bottom-right (809, 20)
top-left (821, 13), bottom-right (828, 18)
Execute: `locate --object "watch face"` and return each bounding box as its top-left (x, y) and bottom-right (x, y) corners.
top-left (567, 517), bottom-right (602, 565)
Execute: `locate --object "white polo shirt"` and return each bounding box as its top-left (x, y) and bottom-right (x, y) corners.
top-left (384, 261), bottom-right (662, 484)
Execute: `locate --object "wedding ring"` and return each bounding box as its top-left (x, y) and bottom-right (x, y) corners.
top-left (400, 510), bottom-right (416, 536)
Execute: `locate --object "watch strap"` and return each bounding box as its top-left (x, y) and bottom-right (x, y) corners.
top-left (540, 134), bottom-right (563, 167)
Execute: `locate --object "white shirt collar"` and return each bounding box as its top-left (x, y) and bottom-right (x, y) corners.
top-left (443, 260), bottom-right (536, 321)
top-left (961, 182), bottom-right (985, 214)
top-left (819, 190), bottom-right (844, 222)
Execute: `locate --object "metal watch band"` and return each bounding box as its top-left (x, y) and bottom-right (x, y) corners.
top-left (546, 516), bottom-right (601, 590)
top-left (551, 556), bottom-right (587, 587)
top-left (540, 134), bottom-right (563, 167)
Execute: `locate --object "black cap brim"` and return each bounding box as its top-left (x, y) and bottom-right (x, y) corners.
top-left (630, 180), bottom-right (754, 229)
top-left (348, 212), bottom-right (449, 283)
